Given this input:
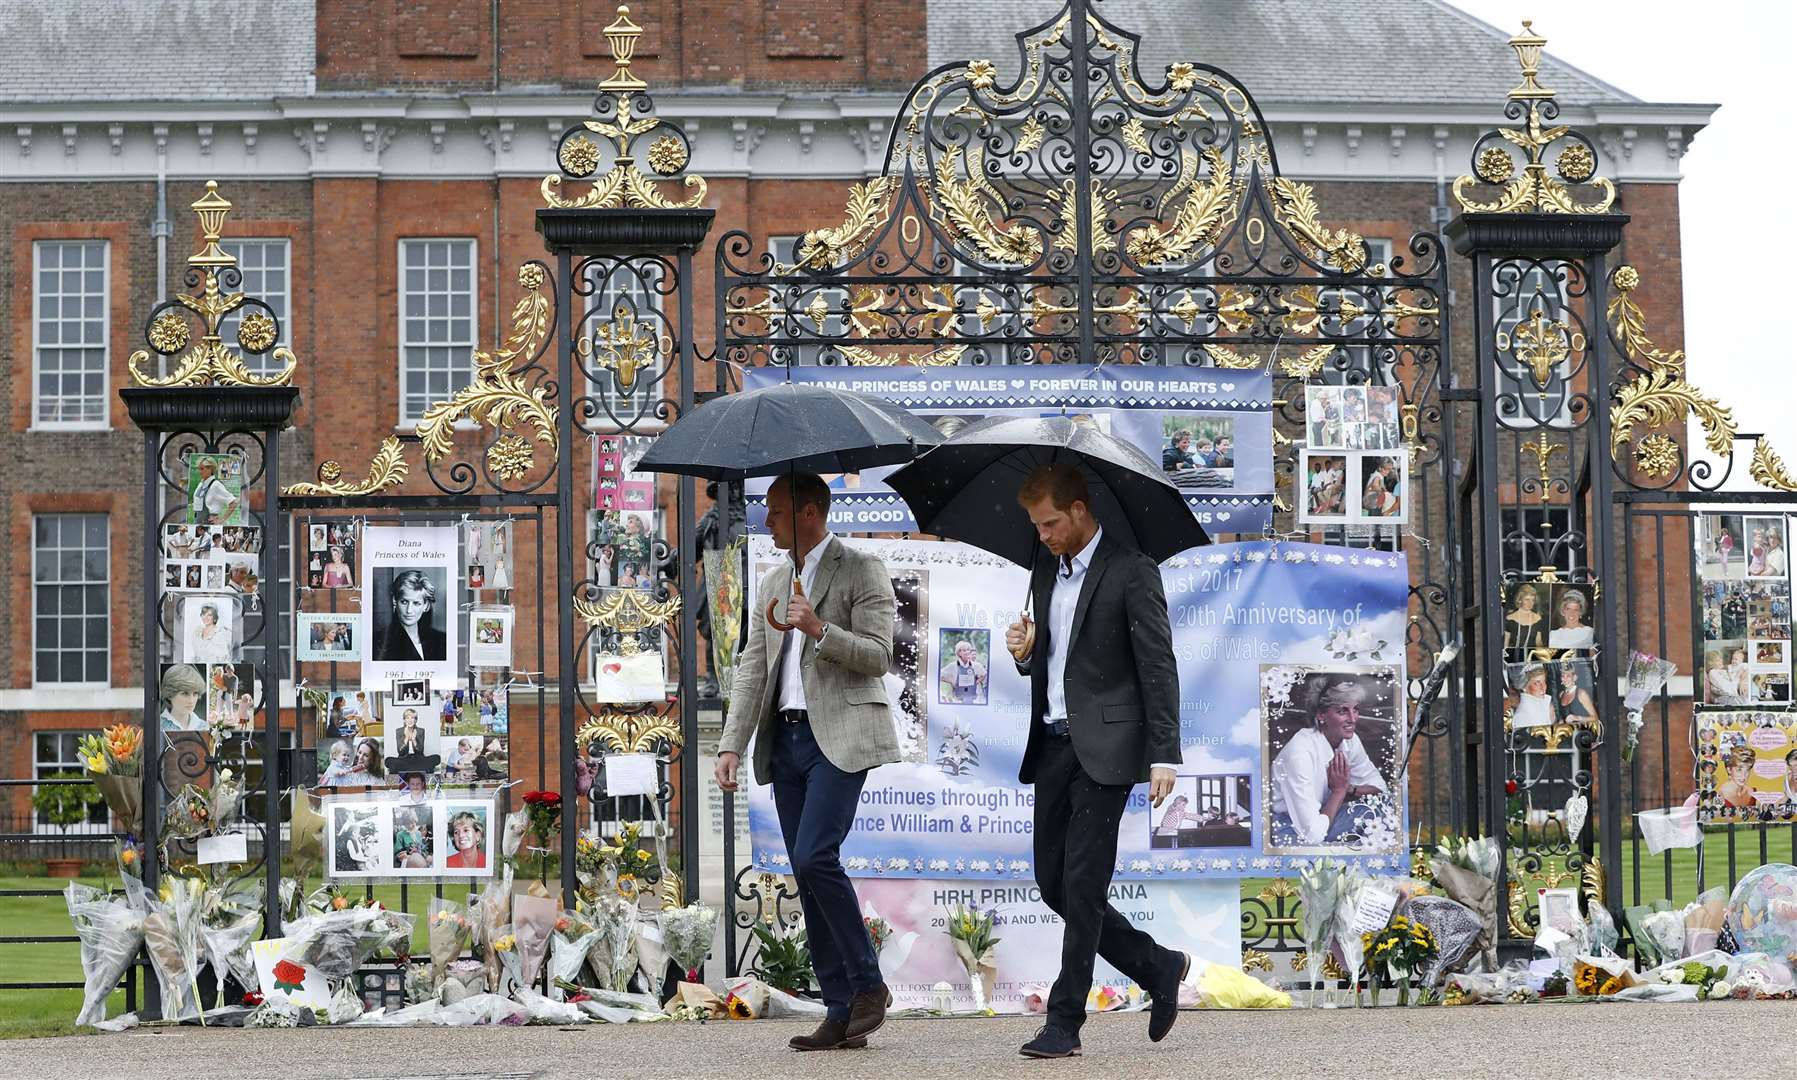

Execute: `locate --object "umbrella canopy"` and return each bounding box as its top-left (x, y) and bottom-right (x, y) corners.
top-left (885, 415), bottom-right (1211, 566)
top-left (636, 381), bottom-right (943, 480)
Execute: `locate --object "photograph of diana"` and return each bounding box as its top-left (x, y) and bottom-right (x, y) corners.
top-left (1149, 773), bottom-right (1252, 849)
top-left (1547, 583), bottom-right (1597, 652)
top-left (361, 526), bottom-right (459, 687)
top-left (1262, 666), bottom-right (1403, 855)
top-left (936, 630), bottom-right (990, 706)
top-left (392, 804), bottom-right (434, 870)
top-left (1299, 450), bottom-right (1349, 524)
top-left (185, 452), bottom-right (245, 526)
top-left (1502, 581), bottom-right (1549, 656)
top-left (178, 596), bottom-right (240, 665)
top-left (383, 706), bottom-right (441, 763)
top-left (329, 802), bottom-right (385, 877)
top-left (442, 806), bottom-right (491, 872)
top-left (158, 663), bottom-right (209, 732)
top-left (297, 613), bottom-right (357, 663)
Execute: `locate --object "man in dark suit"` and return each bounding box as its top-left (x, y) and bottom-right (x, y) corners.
top-left (379, 569), bottom-right (447, 661)
top-left (1005, 463), bottom-right (1189, 1059)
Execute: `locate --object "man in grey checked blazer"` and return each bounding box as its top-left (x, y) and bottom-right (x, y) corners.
top-left (716, 472), bottom-right (897, 1051)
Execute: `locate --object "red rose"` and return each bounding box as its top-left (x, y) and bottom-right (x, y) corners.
top-left (272, 958), bottom-right (308, 993)
top-left (241, 990), bottom-right (265, 1007)
top-left (523, 790), bottom-right (562, 806)
top-left (1505, 779), bottom-right (1519, 795)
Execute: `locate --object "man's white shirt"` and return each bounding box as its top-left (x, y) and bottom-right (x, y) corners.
top-left (776, 532), bottom-right (835, 712)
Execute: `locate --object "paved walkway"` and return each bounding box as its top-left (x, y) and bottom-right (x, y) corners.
top-left (2, 1002), bottom-right (1791, 1080)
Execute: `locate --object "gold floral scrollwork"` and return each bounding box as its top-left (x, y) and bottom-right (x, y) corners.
top-left (1203, 345), bottom-right (1261, 370)
top-left (1124, 146), bottom-right (1239, 267)
top-left (1268, 178), bottom-right (1367, 274)
top-left (1610, 368), bottom-right (1736, 464)
top-left (574, 587), bottom-right (682, 640)
top-left (541, 5), bottom-right (708, 210)
top-left (926, 142), bottom-right (1044, 265)
top-left (1240, 949), bottom-right (1272, 973)
top-left (1452, 22), bottom-right (1616, 215)
top-left (841, 344), bottom-right (967, 367)
top-left (1505, 310), bottom-right (1578, 389)
top-left (1750, 439), bottom-right (1797, 493)
top-left (577, 711), bottom-right (683, 754)
top-left (585, 302), bottom-right (666, 395)
top-left (1606, 265), bottom-right (1684, 377)
top-left (1581, 856), bottom-right (1606, 910)
top-left (777, 176), bottom-right (896, 273)
top-left (1279, 344), bottom-right (1336, 380)
top-left (1634, 433), bottom-right (1680, 480)
top-left (283, 436), bottom-right (410, 496)
top-left (129, 180), bottom-right (298, 388)
top-left (415, 263), bottom-right (557, 477)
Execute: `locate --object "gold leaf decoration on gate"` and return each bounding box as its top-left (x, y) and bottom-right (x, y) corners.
top-left (927, 143), bottom-right (1045, 265)
top-left (1751, 439), bottom-right (1797, 493)
top-left (1268, 178), bottom-right (1368, 274)
top-left (1610, 368), bottom-right (1736, 462)
top-left (284, 436), bottom-right (410, 496)
top-left (575, 587), bottom-right (682, 634)
top-left (415, 263), bottom-right (558, 476)
top-left (578, 711), bottom-right (683, 753)
top-left (1125, 147), bottom-right (1239, 267)
top-left (1606, 265), bottom-right (1683, 377)
top-left (129, 181), bottom-right (298, 388)
top-left (542, 5), bottom-right (708, 211)
top-left (777, 177), bottom-right (897, 273)
top-left (1451, 22), bottom-right (1615, 215)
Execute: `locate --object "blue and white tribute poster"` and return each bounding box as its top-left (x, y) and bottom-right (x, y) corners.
top-left (745, 537), bottom-right (1411, 880)
top-left (743, 364), bottom-right (1275, 535)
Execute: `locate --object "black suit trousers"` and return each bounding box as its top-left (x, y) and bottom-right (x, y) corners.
top-left (1033, 735), bottom-right (1172, 1031)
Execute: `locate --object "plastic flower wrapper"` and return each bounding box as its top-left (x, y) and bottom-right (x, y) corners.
top-left (944, 903), bottom-right (1000, 1014)
top-left (209, 767), bottom-right (245, 831)
top-left (862, 900), bottom-right (918, 981)
top-left (1683, 885), bottom-right (1727, 956)
top-left (1296, 858), bottom-right (1346, 1005)
top-left (1328, 866), bottom-right (1373, 1006)
top-left (502, 807), bottom-right (530, 862)
top-left (1621, 652), bottom-right (1677, 762)
top-left (492, 927), bottom-right (523, 998)
top-left (1427, 836), bottom-right (1500, 972)
top-left (1401, 895), bottom-right (1482, 988)
top-left (549, 909), bottom-right (601, 1001)
top-left (1191, 958), bottom-right (1292, 1009)
top-left (1586, 902), bottom-right (1621, 957)
top-left (474, 865), bottom-right (515, 992)
top-left (659, 903), bottom-right (719, 984)
top-left (144, 876), bottom-right (207, 1022)
top-left (724, 974), bottom-right (827, 1019)
top-left (324, 981), bottom-right (365, 1024)
top-left (588, 892), bottom-right (640, 992)
top-left (512, 892), bottom-right (559, 991)
top-left (65, 881), bottom-right (147, 1027)
top-left (286, 903), bottom-right (416, 982)
top-left (1640, 908), bottom-right (1687, 963)
top-left (199, 904), bottom-right (262, 1001)
top-left (427, 898), bottom-right (474, 990)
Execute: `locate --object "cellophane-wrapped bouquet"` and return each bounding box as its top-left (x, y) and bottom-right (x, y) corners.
top-left (944, 903), bottom-right (1000, 1014)
top-left (77, 723), bottom-right (142, 836)
top-left (199, 880), bottom-right (263, 1001)
top-left (143, 876), bottom-right (207, 1021)
top-left (587, 892), bottom-right (640, 992)
top-left (475, 866), bottom-right (515, 993)
top-left (427, 898), bottom-right (474, 991)
top-left (659, 903), bottom-right (719, 985)
top-left (65, 880), bottom-right (147, 1027)
top-left (512, 892), bottom-right (560, 992)
top-left (285, 901), bottom-right (415, 982)
top-left (1296, 859), bottom-right (1347, 1005)
top-left (548, 908), bottom-right (601, 1000)
top-left (1428, 835), bottom-right (1501, 971)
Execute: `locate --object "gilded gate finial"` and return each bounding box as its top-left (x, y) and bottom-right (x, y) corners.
top-left (542, 4), bottom-right (706, 209)
top-left (128, 180), bottom-right (298, 387)
top-left (1453, 22), bottom-right (1615, 214)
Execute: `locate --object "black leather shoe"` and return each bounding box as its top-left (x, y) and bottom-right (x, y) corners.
top-left (789, 1018), bottom-right (867, 1051)
top-left (1020, 1024), bottom-right (1082, 1058)
top-left (1148, 949), bottom-right (1191, 1042)
top-left (844, 983), bottom-right (892, 1039)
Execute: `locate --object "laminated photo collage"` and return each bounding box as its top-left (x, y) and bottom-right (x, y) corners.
top-left (586, 509), bottom-right (671, 704)
top-left (325, 792), bottom-right (498, 880)
top-left (1500, 579), bottom-right (1601, 735)
top-left (1694, 710), bottom-right (1797, 825)
top-left (1696, 514), bottom-right (1793, 708)
top-left (1298, 385), bottom-right (1409, 526)
top-left (315, 685), bottom-right (509, 789)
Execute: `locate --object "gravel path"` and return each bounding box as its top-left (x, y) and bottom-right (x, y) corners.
top-left (2, 1001), bottom-right (1791, 1080)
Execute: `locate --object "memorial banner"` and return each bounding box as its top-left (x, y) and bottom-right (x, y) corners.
top-left (742, 364), bottom-right (1275, 535)
top-left (744, 537), bottom-right (1410, 880)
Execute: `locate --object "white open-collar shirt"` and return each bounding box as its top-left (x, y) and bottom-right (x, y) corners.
top-left (776, 532), bottom-right (836, 712)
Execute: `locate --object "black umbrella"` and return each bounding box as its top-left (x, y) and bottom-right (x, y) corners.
top-left (885, 414), bottom-right (1211, 572)
top-left (636, 381), bottom-right (942, 480)
top-left (636, 379), bottom-right (943, 628)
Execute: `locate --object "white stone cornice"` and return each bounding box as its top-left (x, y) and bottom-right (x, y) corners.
top-left (0, 92), bottom-right (1718, 184)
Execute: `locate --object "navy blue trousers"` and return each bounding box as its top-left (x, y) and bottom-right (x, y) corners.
top-left (771, 719), bottom-right (882, 1021)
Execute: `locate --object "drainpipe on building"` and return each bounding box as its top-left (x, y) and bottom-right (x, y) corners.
top-left (153, 157), bottom-right (171, 378)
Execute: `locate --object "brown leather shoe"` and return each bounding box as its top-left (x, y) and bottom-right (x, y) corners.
top-left (789, 1018), bottom-right (867, 1051)
top-left (843, 983), bottom-right (893, 1039)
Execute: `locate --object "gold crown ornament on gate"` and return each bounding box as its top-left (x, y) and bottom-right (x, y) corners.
top-left (129, 181), bottom-right (298, 388)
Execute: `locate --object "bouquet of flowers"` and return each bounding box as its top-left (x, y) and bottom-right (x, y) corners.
top-left (1622, 652), bottom-right (1678, 762)
top-left (863, 914), bottom-right (891, 954)
top-left (1427, 834), bottom-right (1501, 971)
top-left (1329, 866), bottom-right (1371, 1006)
top-left (587, 892), bottom-right (640, 992)
top-left (77, 723), bottom-right (142, 836)
top-left (199, 880), bottom-right (263, 1000)
top-left (501, 808), bottom-right (530, 864)
top-left (660, 903), bottom-right (720, 985)
top-left (548, 909), bottom-right (601, 1000)
top-left (1361, 913), bottom-right (1437, 1005)
top-left (427, 898), bottom-right (474, 990)
top-left (576, 823), bottom-right (662, 902)
top-left (144, 876), bottom-right (208, 1021)
top-left (512, 892), bottom-right (560, 992)
top-left (285, 901), bottom-right (415, 981)
top-left (475, 867), bottom-right (515, 993)
top-left (65, 881), bottom-right (147, 1027)
top-left (491, 927), bottom-right (521, 997)
top-left (1296, 858), bottom-right (1348, 1006)
top-left (521, 790), bottom-right (563, 847)
top-left (945, 903), bottom-right (1000, 1014)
